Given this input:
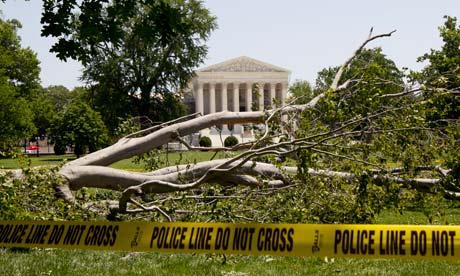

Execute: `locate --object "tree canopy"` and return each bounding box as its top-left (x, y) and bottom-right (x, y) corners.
top-left (414, 15), bottom-right (460, 124)
top-left (288, 80), bottom-right (316, 105)
top-left (0, 18), bottom-right (40, 96)
top-left (49, 101), bottom-right (108, 157)
top-left (41, 0), bottom-right (217, 130)
top-left (0, 17), bottom-right (40, 153)
top-left (414, 16), bottom-right (460, 193)
top-left (306, 47), bottom-right (406, 137)
top-left (30, 85), bottom-right (89, 137)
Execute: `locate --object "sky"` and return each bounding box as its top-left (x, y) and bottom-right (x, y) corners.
top-left (1, 0), bottom-right (459, 89)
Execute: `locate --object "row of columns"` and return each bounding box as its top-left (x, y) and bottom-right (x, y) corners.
top-left (195, 82), bottom-right (287, 115)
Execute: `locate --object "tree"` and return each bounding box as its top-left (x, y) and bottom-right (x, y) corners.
top-left (0, 78), bottom-right (35, 153)
top-left (30, 85), bottom-right (91, 139)
top-left (413, 16), bottom-right (460, 197)
top-left (14, 30), bottom-right (444, 220)
top-left (414, 16), bottom-right (460, 124)
top-left (41, 0), bottom-right (216, 127)
top-left (0, 18), bottom-right (41, 97)
top-left (0, 17), bottom-right (40, 153)
top-left (85, 74), bottom-right (136, 135)
top-left (313, 47), bottom-right (405, 123)
top-left (41, 85), bottom-right (72, 112)
top-left (288, 80), bottom-right (316, 105)
top-left (4, 28), bottom-right (459, 224)
top-left (30, 93), bottom-right (55, 137)
top-left (49, 101), bottom-right (108, 157)
top-left (304, 47), bottom-right (407, 163)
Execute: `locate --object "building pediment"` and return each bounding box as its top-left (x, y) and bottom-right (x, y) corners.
top-left (198, 56), bottom-right (289, 73)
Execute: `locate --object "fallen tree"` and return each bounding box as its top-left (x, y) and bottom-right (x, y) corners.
top-left (5, 30), bottom-right (459, 223)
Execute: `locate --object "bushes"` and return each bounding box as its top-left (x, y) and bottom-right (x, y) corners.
top-left (224, 135), bottom-right (239, 147)
top-left (199, 135), bottom-right (239, 148)
top-left (53, 143), bottom-right (66, 155)
top-left (199, 136), bottom-right (212, 147)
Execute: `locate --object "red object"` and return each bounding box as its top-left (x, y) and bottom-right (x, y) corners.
top-left (28, 145), bottom-right (39, 150)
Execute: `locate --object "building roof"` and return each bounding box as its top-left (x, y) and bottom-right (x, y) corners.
top-left (198, 56), bottom-right (290, 73)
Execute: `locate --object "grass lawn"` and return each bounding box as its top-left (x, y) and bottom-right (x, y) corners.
top-left (0, 151), bottom-right (232, 171)
top-left (3, 248), bottom-right (460, 276)
top-left (2, 152), bottom-right (460, 275)
top-left (0, 154), bottom-right (77, 169)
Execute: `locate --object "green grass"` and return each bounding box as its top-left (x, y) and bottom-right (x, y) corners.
top-left (110, 150), bottom-right (227, 171)
top-left (0, 154), bottom-right (77, 169)
top-left (2, 247), bottom-right (460, 276)
top-left (0, 151), bottom-right (232, 171)
top-left (377, 208), bottom-right (460, 225)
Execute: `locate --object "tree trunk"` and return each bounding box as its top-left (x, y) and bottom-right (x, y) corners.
top-left (139, 86), bottom-right (152, 127)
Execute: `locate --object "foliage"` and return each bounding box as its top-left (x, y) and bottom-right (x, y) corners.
top-left (224, 135), bottom-right (239, 147)
top-left (312, 48), bottom-right (405, 125)
top-left (53, 143), bottom-right (66, 155)
top-left (413, 16), bottom-right (460, 123)
top-left (3, 7), bottom-right (460, 235)
top-left (30, 91), bottom-right (56, 137)
top-left (149, 93), bottom-right (189, 124)
top-left (284, 46), bottom-right (445, 223)
top-left (444, 120), bottom-right (460, 189)
top-left (150, 180), bottom-right (383, 224)
top-left (41, 0), bottom-right (216, 129)
top-left (113, 116), bottom-right (142, 139)
top-left (111, 158), bottom-right (438, 225)
top-left (132, 149), bottom-right (167, 172)
top-left (29, 85), bottom-right (96, 140)
top-left (49, 101), bottom-right (108, 157)
top-left (409, 16), bottom-right (460, 201)
top-left (0, 18), bottom-right (41, 97)
top-left (288, 80), bottom-right (317, 104)
top-left (86, 80), bottom-right (136, 135)
top-left (0, 78), bottom-right (35, 153)
top-left (0, 151), bottom-right (453, 227)
top-left (300, 47), bottom-right (415, 161)
top-left (0, 17), bottom-right (40, 153)
top-left (199, 136), bottom-right (212, 147)
top-left (40, 85), bottom-right (72, 112)
top-left (41, 0), bottom-right (216, 64)
top-left (0, 164), bottom-right (94, 221)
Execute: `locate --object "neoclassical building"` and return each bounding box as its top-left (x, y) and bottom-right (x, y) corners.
top-left (187, 56), bottom-right (290, 146)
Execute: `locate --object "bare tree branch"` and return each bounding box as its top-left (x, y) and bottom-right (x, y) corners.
top-left (331, 29), bottom-right (397, 90)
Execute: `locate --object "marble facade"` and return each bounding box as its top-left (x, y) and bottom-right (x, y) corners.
top-left (189, 56), bottom-right (290, 146)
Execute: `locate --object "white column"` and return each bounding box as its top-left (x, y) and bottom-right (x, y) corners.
top-left (281, 82), bottom-right (287, 106)
top-left (233, 83), bottom-right (239, 112)
top-left (196, 82), bottom-right (204, 115)
top-left (245, 82), bottom-right (252, 112)
top-left (221, 82), bottom-right (228, 111)
top-left (270, 83), bottom-right (276, 106)
top-left (281, 82), bottom-right (288, 122)
top-left (258, 83), bottom-right (264, 111)
top-left (210, 82), bottom-right (216, 114)
top-left (221, 82), bottom-right (228, 132)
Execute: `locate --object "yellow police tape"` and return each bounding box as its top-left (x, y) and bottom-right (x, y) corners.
top-left (0, 220), bottom-right (459, 259)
